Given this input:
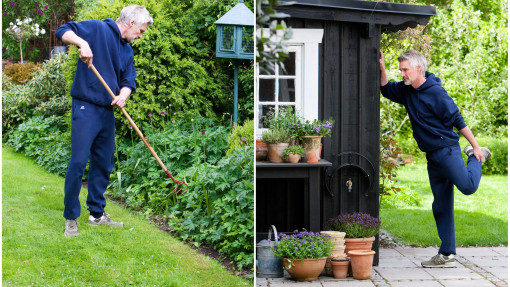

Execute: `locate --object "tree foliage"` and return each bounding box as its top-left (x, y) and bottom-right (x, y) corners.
top-left (380, 0), bottom-right (507, 139)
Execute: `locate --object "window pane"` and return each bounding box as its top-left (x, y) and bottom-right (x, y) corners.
top-left (259, 61), bottom-right (275, 75)
top-left (279, 52), bottom-right (296, 75)
top-left (278, 79), bottom-right (295, 102)
top-left (259, 79), bottom-right (275, 102)
top-left (242, 26), bottom-right (254, 53)
top-left (222, 26), bottom-right (234, 50)
top-left (260, 105), bottom-right (275, 128)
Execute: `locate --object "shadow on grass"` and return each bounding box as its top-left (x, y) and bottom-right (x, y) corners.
top-left (381, 208), bottom-right (508, 247)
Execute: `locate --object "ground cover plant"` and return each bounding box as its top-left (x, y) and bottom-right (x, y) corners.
top-left (381, 158), bottom-right (508, 247)
top-left (2, 147), bottom-right (250, 286)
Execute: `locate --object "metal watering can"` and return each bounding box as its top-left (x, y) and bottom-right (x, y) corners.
top-left (256, 225), bottom-right (283, 278)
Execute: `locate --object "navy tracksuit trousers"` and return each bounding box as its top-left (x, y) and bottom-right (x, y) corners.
top-left (64, 99), bottom-right (115, 219)
top-left (426, 143), bottom-right (482, 255)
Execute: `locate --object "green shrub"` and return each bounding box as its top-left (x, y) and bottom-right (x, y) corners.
top-left (6, 115), bottom-right (70, 176)
top-left (107, 117), bottom-right (254, 270)
top-left (2, 54), bottom-right (70, 134)
top-left (380, 182), bottom-right (421, 208)
top-left (3, 62), bottom-right (41, 85)
top-left (460, 136), bottom-right (508, 175)
top-left (226, 119), bottom-right (254, 155)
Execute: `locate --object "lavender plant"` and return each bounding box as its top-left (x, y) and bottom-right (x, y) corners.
top-left (327, 212), bottom-right (381, 238)
top-left (271, 230), bottom-right (333, 262)
top-left (289, 118), bottom-right (335, 138)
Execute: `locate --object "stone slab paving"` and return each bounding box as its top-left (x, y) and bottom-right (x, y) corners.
top-left (256, 247), bottom-right (508, 287)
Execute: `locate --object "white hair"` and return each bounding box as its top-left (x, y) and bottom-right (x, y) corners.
top-left (117, 5), bottom-right (153, 27)
top-left (398, 49), bottom-right (427, 76)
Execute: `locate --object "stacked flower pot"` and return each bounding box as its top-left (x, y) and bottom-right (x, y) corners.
top-left (320, 231), bottom-right (347, 277)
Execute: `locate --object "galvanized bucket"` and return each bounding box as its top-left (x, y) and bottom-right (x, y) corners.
top-left (256, 225), bottom-right (283, 278)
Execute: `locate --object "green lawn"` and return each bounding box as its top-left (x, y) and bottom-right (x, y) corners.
top-left (381, 158), bottom-right (508, 247)
top-left (2, 147), bottom-right (250, 286)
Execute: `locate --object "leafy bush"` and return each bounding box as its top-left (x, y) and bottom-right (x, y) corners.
top-left (3, 54), bottom-right (70, 133)
top-left (459, 136), bottom-right (508, 175)
top-left (261, 128), bottom-right (290, 144)
top-left (227, 119), bottom-right (254, 155)
top-left (107, 117), bottom-right (254, 270)
top-left (380, 182), bottom-right (421, 208)
top-left (3, 62), bottom-right (41, 85)
top-left (6, 115), bottom-right (71, 176)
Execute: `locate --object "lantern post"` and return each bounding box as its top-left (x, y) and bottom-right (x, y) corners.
top-left (215, 0), bottom-right (254, 124)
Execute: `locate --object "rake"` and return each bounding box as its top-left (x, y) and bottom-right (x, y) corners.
top-left (90, 64), bottom-right (188, 195)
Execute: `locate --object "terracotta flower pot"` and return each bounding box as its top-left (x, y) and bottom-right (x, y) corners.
top-left (287, 152), bottom-right (301, 163)
top-left (256, 139), bottom-right (268, 161)
top-left (330, 259), bottom-right (350, 279)
top-left (344, 236), bottom-right (375, 255)
top-left (348, 250), bottom-right (375, 280)
top-left (283, 257), bottom-right (327, 282)
top-left (301, 136), bottom-right (322, 162)
top-left (267, 143), bottom-right (289, 163)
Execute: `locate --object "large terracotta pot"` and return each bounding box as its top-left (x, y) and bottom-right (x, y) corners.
top-left (348, 250), bottom-right (375, 280)
top-left (344, 236), bottom-right (375, 255)
top-left (301, 136), bottom-right (322, 163)
top-left (283, 257), bottom-right (327, 281)
top-left (256, 139), bottom-right (268, 161)
top-left (267, 143), bottom-right (289, 163)
top-left (330, 259), bottom-right (350, 279)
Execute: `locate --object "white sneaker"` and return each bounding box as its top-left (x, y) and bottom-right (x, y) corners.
top-left (421, 254), bottom-right (456, 268)
top-left (88, 213), bottom-right (123, 227)
top-left (64, 219), bottom-right (79, 237)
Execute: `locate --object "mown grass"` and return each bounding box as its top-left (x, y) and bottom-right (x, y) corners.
top-left (381, 157), bottom-right (508, 247)
top-left (2, 147), bottom-right (251, 286)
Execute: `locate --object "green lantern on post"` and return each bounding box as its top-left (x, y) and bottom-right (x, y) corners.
top-left (215, 0), bottom-right (254, 124)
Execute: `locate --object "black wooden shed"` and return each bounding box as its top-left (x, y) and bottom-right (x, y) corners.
top-left (256, 0), bottom-right (435, 265)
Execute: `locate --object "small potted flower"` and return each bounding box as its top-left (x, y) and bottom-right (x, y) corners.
top-left (282, 145), bottom-right (304, 163)
top-left (271, 230), bottom-right (333, 282)
top-left (327, 212), bottom-right (381, 279)
top-left (292, 118), bottom-right (335, 163)
top-left (261, 128), bottom-right (291, 163)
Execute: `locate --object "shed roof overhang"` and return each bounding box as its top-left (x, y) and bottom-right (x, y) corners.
top-left (278, 0), bottom-right (436, 32)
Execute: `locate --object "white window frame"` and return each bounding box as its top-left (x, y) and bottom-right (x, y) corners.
top-left (256, 28), bottom-right (324, 138)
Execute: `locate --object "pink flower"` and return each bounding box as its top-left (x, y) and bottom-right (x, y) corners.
top-left (3, 11), bottom-right (7, 15)
top-left (44, 4), bottom-right (48, 9)
top-left (37, 8), bottom-right (43, 15)
top-left (8, 1), bottom-right (16, 7)
top-left (160, 111), bottom-right (164, 115)
top-left (201, 131), bottom-right (205, 136)
top-left (148, 112), bottom-right (152, 117)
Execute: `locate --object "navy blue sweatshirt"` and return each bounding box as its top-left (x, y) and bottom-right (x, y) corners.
top-left (56, 18), bottom-right (136, 107)
top-left (380, 72), bottom-right (467, 153)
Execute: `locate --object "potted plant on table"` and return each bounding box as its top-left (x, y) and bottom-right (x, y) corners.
top-left (291, 117), bottom-right (335, 163)
top-left (327, 212), bottom-right (381, 279)
top-left (271, 230), bottom-right (333, 282)
top-left (283, 145), bottom-right (304, 163)
top-left (262, 128), bottom-right (291, 163)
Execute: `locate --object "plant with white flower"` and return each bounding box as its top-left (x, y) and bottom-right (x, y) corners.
top-left (5, 17), bottom-right (46, 63)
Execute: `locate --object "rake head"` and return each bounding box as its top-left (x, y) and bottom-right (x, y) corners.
top-left (165, 170), bottom-right (188, 195)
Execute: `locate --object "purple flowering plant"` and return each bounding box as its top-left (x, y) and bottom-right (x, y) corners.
top-left (271, 230), bottom-right (333, 264)
top-left (327, 212), bottom-right (381, 238)
top-left (289, 117), bottom-right (335, 138)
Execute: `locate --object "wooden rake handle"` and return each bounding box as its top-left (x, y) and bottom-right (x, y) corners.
top-left (90, 64), bottom-right (187, 194)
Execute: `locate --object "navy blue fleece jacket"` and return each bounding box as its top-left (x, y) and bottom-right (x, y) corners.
top-left (380, 72), bottom-right (467, 153)
top-left (55, 18), bottom-right (136, 107)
